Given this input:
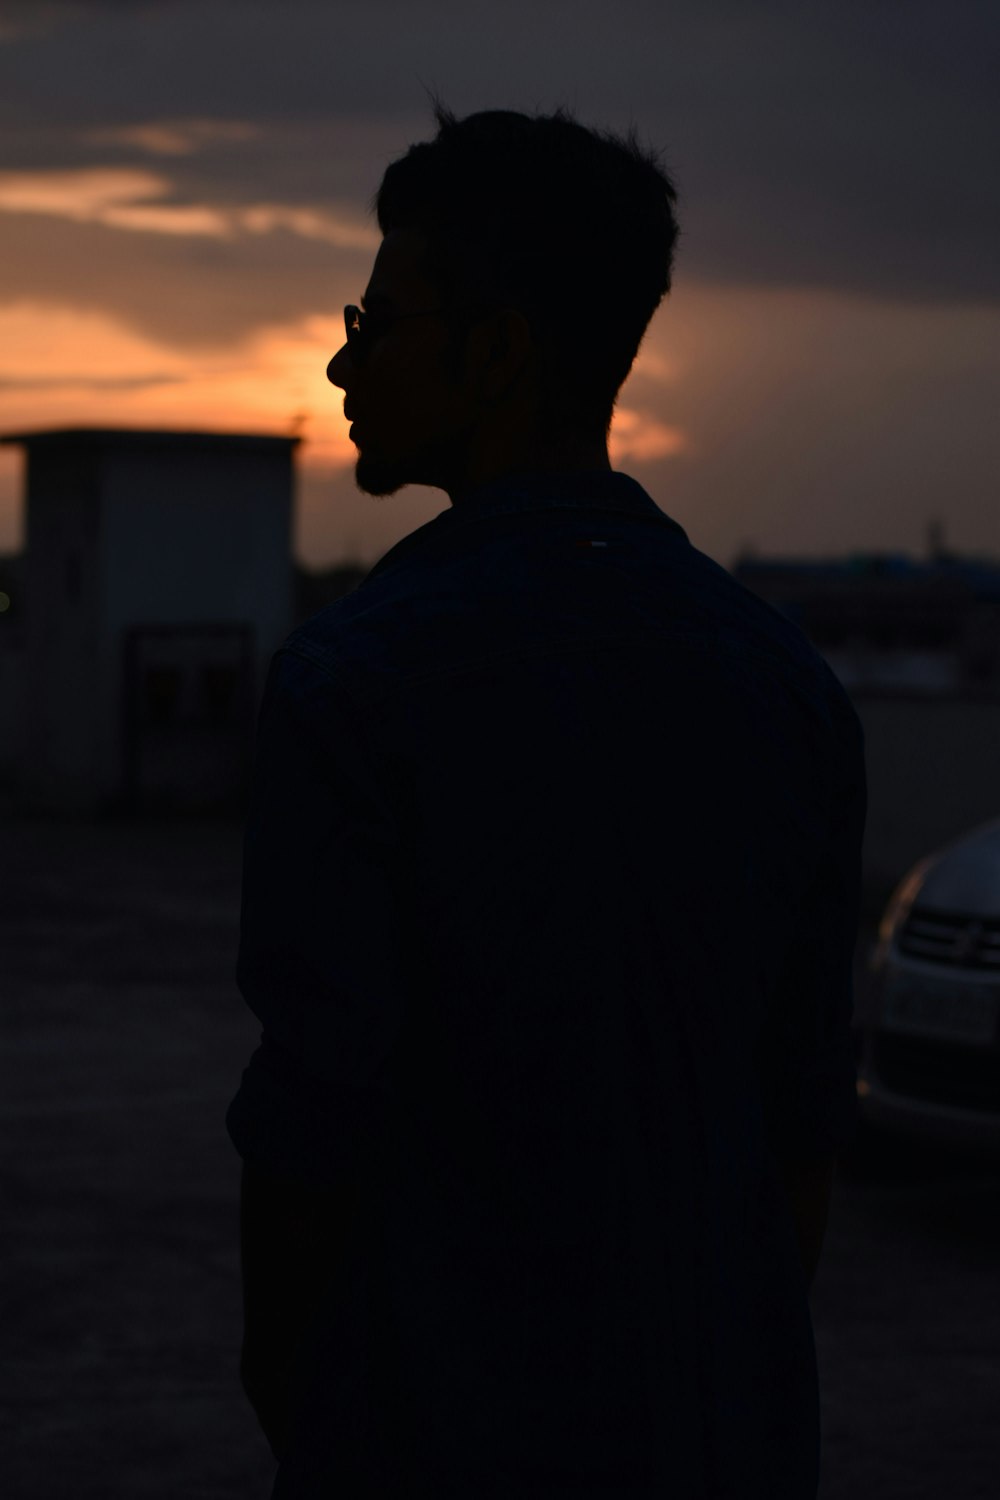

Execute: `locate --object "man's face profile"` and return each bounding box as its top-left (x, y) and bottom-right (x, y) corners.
top-left (326, 227), bottom-right (483, 500)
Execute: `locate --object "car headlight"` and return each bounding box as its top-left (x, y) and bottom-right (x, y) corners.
top-left (870, 855), bottom-right (935, 972)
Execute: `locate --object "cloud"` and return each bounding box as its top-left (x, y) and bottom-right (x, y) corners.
top-left (0, 167), bottom-right (230, 237)
top-left (84, 118), bottom-right (262, 156)
top-left (0, 296), bottom-right (690, 475)
top-left (609, 408), bottom-right (687, 464)
top-left (100, 201), bottom-right (234, 236)
top-left (0, 374), bottom-right (184, 390)
top-left (0, 166), bottom-right (381, 251)
top-left (629, 282), bottom-right (1000, 566)
top-left (631, 346), bottom-right (679, 385)
top-left (0, 301), bottom-right (348, 453)
top-left (0, 207), bottom-right (353, 349)
top-left (0, 300), bottom-right (191, 385)
top-left (240, 205), bottom-right (379, 251)
top-left (0, 0), bottom-right (994, 304)
top-left (0, 167), bottom-right (169, 220)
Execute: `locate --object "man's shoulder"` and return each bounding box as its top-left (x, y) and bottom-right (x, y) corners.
top-left (653, 539), bottom-right (853, 707)
top-left (277, 554), bottom-right (450, 702)
top-left (279, 508), bottom-right (856, 740)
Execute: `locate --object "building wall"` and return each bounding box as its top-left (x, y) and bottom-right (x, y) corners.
top-left (100, 444), bottom-right (290, 650)
top-left (0, 552), bottom-right (24, 785)
top-left (21, 447), bottom-right (104, 810)
top-left (0, 629), bottom-right (24, 785)
top-left (3, 433), bottom-right (295, 814)
top-left (97, 444), bottom-right (292, 806)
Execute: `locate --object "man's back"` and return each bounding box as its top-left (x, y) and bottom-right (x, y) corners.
top-left (228, 469), bottom-right (866, 1499)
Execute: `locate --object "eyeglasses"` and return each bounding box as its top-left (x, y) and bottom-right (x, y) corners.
top-left (343, 291), bottom-right (505, 368)
top-left (343, 303), bottom-right (447, 368)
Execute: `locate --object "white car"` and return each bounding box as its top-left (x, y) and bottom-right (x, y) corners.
top-left (858, 816), bottom-right (1000, 1152)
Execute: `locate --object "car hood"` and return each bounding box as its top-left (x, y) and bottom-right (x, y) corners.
top-left (915, 815), bottom-right (1000, 917)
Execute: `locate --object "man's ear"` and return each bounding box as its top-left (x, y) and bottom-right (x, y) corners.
top-left (475, 308), bottom-right (534, 401)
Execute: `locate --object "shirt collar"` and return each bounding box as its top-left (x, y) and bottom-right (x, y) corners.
top-left (360, 468), bottom-right (688, 590)
top-left (443, 467), bottom-right (686, 531)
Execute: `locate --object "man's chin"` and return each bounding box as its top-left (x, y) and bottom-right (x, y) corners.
top-left (354, 448), bottom-right (448, 498)
top-left (353, 451), bottom-right (409, 498)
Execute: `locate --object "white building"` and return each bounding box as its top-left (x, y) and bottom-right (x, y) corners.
top-left (0, 427), bottom-right (297, 817)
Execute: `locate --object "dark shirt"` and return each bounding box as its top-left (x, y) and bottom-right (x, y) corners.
top-left (226, 468), bottom-right (866, 1499)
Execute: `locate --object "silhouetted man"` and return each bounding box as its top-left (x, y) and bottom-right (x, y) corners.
top-left (228, 97), bottom-right (866, 1499)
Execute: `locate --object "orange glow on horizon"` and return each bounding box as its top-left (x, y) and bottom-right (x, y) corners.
top-left (0, 301), bottom-right (688, 475)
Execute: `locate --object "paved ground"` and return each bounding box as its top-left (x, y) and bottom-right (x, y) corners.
top-left (2, 812), bottom-right (998, 1498)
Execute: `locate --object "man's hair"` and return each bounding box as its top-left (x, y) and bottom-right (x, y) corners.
top-left (371, 93), bottom-right (681, 439)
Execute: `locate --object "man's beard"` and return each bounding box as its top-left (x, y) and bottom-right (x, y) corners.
top-left (352, 427), bottom-right (468, 500)
top-left (353, 446), bottom-right (410, 498)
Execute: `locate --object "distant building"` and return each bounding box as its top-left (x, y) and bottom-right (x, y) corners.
top-left (732, 546), bottom-right (1000, 693)
top-left (0, 427), bottom-right (298, 816)
top-left (731, 541), bottom-right (1000, 901)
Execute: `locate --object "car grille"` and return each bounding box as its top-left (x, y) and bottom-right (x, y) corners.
top-left (897, 906), bottom-right (1000, 971)
top-left (873, 1033), bottom-right (1000, 1113)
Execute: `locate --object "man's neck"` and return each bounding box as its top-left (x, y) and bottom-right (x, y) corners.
top-left (448, 437), bottom-right (612, 507)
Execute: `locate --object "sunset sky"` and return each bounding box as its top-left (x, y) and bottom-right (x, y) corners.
top-left (0, 0), bottom-right (996, 572)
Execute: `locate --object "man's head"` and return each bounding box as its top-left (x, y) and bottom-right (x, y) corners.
top-left (327, 96), bottom-right (680, 504)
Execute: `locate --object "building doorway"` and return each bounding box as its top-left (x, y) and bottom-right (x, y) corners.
top-left (122, 624), bottom-right (255, 814)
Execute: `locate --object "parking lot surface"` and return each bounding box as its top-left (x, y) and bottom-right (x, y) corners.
top-left (2, 813), bottom-right (998, 1498)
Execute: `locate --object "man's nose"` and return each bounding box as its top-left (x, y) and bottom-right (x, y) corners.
top-left (326, 343), bottom-right (351, 388)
